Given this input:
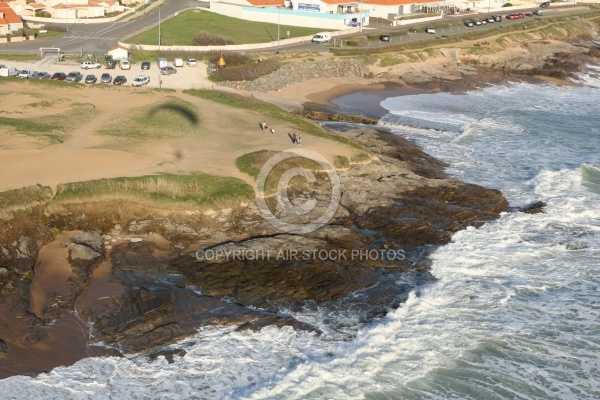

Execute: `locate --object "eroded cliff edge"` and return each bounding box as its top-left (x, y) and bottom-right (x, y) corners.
top-left (0, 125), bottom-right (508, 376)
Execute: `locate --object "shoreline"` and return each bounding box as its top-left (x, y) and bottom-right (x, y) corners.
top-left (1, 25), bottom-right (596, 382)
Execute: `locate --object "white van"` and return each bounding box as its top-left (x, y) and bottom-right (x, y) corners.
top-left (18, 68), bottom-right (35, 78)
top-left (311, 32), bottom-right (331, 43)
top-left (120, 59), bottom-right (131, 70)
top-left (132, 74), bottom-right (150, 87)
top-left (0, 66), bottom-right (19, 77)
top-left (157, 58), bottom-right (168, 69)
top-left (173, 58), bottom-right (184, 67)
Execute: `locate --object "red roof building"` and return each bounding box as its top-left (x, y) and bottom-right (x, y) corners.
top-left (0, 1), bottom-right (23, 33)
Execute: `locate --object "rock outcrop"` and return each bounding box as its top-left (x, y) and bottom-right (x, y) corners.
top-left (220, 58), bottom-right (368, 93)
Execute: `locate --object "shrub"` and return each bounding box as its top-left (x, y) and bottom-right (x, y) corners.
top-left (346, 35), bottom-right (368, 46)
top-left (207, 52), bottom-right (250, 66)
top-left (193, 31), bottom-right (234, 46)
top-left (212, 60), bottom-right (281, 82)
top-left (503, 3), bottom-right (513, 6)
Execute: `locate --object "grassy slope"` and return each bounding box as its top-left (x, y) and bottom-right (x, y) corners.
top-left (183, 89), bottom-right (365, 151)
top-left (127, 9), bottom-right (332, 45)
top-left (52, 173), bottom-right (254, 208)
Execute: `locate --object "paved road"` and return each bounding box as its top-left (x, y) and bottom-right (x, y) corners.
top-left (0, 3), bottom-right (593, 56)
top-left (268, 5), bottom-right (594, 53)
top-left (0, 0), bottom-right (200, 54)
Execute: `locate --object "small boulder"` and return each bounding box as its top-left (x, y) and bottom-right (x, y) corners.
top-left (68, 243), bottom-right (102, 260)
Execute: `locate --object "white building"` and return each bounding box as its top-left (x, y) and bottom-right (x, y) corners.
top-left (211, 0), bottom-right (368, 30)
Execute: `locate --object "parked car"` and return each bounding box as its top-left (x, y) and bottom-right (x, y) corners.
top-left (379, 33), bottom-right (390, 42)
top-left (494, 15), bottom-right (503, 22)
top-left (186, 59), bottom-right (197, 67)
top-left (66, 71), bottom-right (83, 82)
top-left (539, 1), bottom-right (550, 7)
top-left (506, 13), bottom-right (516, 20)
top-left (51, 72), bottom-right (67, 80)
top-left (533, 9), bottom-right (543, 15)
top-left (141, 61), bottom-right (151, 70)
top-left (120, 59), bottom-right (131, 70)
top-left (160, 66), bottom-right (177, 75)
top-left (132, 74), bottom-right (150, 87)
top-left (487, 16), bottom-right (495, 23)
top-left (157, 57), bottom-right (168, 69)
top-left (81, 60), bottom-right (101, 70)
top-left (173, 58), bottom-right (184, 67)
top-left (425, 27), bottom-right (436, 34)
top-left (18, 68), bottom-right (35, 78)
top-left (517, 12), bottom-right (525, 18)
top-left (106, 59), bottom-right (116, 69)
top-left (464, 20), bottom-right (474, 27)
top-left (85, 74), bottom-right (97, 84)
top-left (475, 19), bottom-right (482, 26)
top-left (100, 73), bottom-right (112, 83)
top-left (113, 75), bottom-right (127, 85)
top-left (33, 71), bottom-right (51, 79)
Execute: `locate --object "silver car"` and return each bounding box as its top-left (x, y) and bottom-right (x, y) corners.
top-left (160, 66), bottom-right (177, 76)
top-left (34, 71), bottom-right (51, 79)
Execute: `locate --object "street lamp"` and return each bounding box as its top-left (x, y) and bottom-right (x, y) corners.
top-left (158, 6), bottom-right (161, 52)
top-left (359, 0), bottom-right (363, 32)
top-left (277, 7), bottom-right (281, 46)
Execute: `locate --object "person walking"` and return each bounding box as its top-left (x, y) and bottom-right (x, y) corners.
top-left (297, 134), bottom-right (302, 145)
top-left (292, 132), bottom-right (297, 144)
top-left (270, 128), bottom-right (275, 135)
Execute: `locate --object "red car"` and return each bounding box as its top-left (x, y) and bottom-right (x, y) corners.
top-left (517, 12), bottom-right (525, 18)
top-left (51, 72), bottom-right (66, 80)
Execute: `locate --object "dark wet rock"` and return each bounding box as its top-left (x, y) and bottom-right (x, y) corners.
top-left (23, 330), bottom-right (48, 346)
top-left (236, 314), bottom-right (322, 334)
top-left (86, 283), bottom-right (320, 352)
top-left (148, 348), bottom-right (187, 363)
top-left (87, 345), bottom-right (124, 359)
top-left (0, 339), bottom-right (7, 358)
top-left (518, 201), bottom-right (546, 214)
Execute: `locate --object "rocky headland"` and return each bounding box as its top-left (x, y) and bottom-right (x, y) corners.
top-left (1, 17), bottom-right (598, 377)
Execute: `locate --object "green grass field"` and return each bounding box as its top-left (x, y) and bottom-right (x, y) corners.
top-left (52, 173), bottom-right (254, 207)
top-left (127, 9), bottom-right (332, 45)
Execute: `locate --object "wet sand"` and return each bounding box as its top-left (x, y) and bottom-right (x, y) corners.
top-left (329, 87), bottom-right (432, 118)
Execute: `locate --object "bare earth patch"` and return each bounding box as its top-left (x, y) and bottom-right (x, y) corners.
top-left (0, 81), bottom-right (361, 193)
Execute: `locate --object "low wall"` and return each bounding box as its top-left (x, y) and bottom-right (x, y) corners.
top-left (396, 15), bottom-right (442, 26)
top-left (120, 28), bottom-right (359, 52)
top-left (22, 8), bottom-right (134, 24)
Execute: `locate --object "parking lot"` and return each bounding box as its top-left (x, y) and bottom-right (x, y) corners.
top-left (0, 58), bottom-right (213, 90)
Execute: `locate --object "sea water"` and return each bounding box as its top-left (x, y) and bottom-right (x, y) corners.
top-left (2, 73), bottom-right (600, 399)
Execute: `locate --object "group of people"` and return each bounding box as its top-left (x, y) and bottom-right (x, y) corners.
top-left (259, 121), bottom-right (302, 145)
top-left (291, 132), bottom-right (302, 145)
top-left (474, 41), bottom-right (490, 47)
top-left (260, 121), bottom-right (275, 135)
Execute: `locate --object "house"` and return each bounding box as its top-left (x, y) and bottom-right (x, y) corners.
top-left (23, 3), bottom-right (48, 17)
top-left (0, 1), bottom-right (24, 33)
top-left (107, 44), bottom-right (128, 60)
top-left (3, 0), bottom-right (26, 14)
top-left (45, 0), bottom-right (121, 19)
